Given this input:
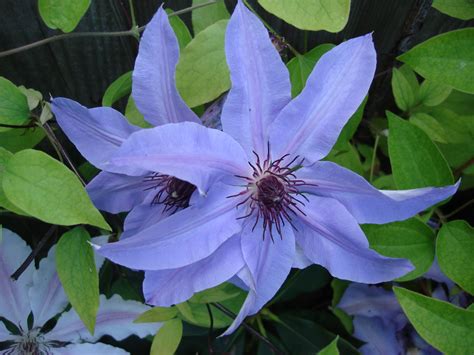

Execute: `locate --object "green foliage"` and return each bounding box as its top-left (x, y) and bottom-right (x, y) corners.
top-left (56, 227), bottom-right (99, 334)
top-left (2, 149), bottom-right (110, 230)
top-left (102, 72), bottom-right (132, 107)
top-left (387, 112), bottom-right (453, 189)
top-left (318, 336), bottom-right (340, 355)
top-left (418, 80), bottom-right (452, 107)
top-left (398, 28), bottom-right (474, 94)
top-left (188, 282), bottom-right (244, 304)
top-left (134, 306), bottom-right (179, 323)
top-left (176, 20), bottom-right (229, 107)
top-left (192, 0), bottom-right (229, 34)
top-left (38, 0), bottom-right (91, 33)
top-left (437, 220), bottom-right (474, 294)
top-left (394, 287), bottom-right (474, 354)
top-left (167, 9), bottom-right (193, 50)
top-left (0, 77), bottom-right (30, 131)
top-left (0, 128), bottom-right (44, 153)
top-left (0, 147), bottom-right (27, 215)
top-left (432, 0), bottom-right (474, 20)
top-left (392, 67), bottom-right (417, 112)
top-left (150, 318), bottom-right (183, 355)
top-left (125, 97), bottom-right (151, 128)
top-left (363, 218), bottom-right (436, 281)
top-left (258, 0), bottom-right (351, 32)
top-left (286, 44), bottom-right (335, 97)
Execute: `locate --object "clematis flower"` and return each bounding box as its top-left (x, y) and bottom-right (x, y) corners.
top-left (51, 7), bottom-right (211, 238)
top-left (97, 1), bottom-right (458, 334)
top-left (0, 229), bottom-right (161, 354)
top-left (336, 279), bottom-right (466, 354)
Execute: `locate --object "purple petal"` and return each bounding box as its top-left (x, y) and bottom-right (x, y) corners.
top-left (221, 1), bottom-right (290, 157)
top-left (45, 294), bottom-right (160, 343)
top-left (297, 161), bottom-right (459, 224)
top-left (121, 192), bottom-right (171, 239)
top-left (337, 283), bottom-right (405, 325)
top-left (98, 183), bottom-right (242, 270)
top-left (143, 235), bottom-right (244, 306)
top-left (295, 195), bottom-right (414, 283)
top-left (51, 98), bottom-right (140, 170)
top-left (269, 34), bottom-right (376, 162)
top-left (55, 343), bottom-right (128, 355)
top-left (222, 223), bottom-right (295, 336)
top-left (132, 7), bottom-right (200, 126)
top-left (29, 246), bottom-right (68, 328)
top-left (353, 316), bottom-right (403, 355)
top-left (86, 172), bottom-right (149, 213)
top-left (107, 122), bottom-right (249, 194)
top-left (0, 229), bottom-right (33, 328)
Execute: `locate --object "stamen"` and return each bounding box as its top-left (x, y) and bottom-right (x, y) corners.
top-left (230, 147), bottom-right (315, 241)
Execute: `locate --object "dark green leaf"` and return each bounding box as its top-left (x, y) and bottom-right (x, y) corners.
top-left (166, 9), bottom-right (192, 50)
top-left (287, 44), bottom-right (335, 97)
top-left (437, 220), bottom-right (474, 294)
top-left (387, 112), bottom-right (453, 189)
top-left (125, 96), bottom-right (151, 128)
top-left (392, 68), bottom-right (417, 111)
top-left (0, 77), bottom-right (30, 131)
top-left (56, 227), bottom-right (99, 334)
top-left (0, 127), bottom-right (44, 152)
top-left (433, 0), bottom-right (474, 20)
top-left (394, 287), bottom-right (474, 354)
top-left (363, 218), bottom-right (436, 281)
top-left (102, 72), bottom-right (132, 107)
top-left (419, 80), bottom-right (452, 106)
top-left (398, 28), bottom-right (474, 94)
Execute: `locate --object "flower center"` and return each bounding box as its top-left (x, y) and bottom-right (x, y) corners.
top-left (144, 173), bottom-right (196, 213)
top-left (232, 148), bottom-right (310, 241)
top-left (9, 329), bottom-right (52, 355)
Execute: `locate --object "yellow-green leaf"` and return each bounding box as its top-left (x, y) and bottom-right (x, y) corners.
top-left (150, 319), bottom-right (183, 355)
top-left (176, 20), bottom-right (229, 107)
top-left (134, 306), bottom-right (178, 323)
top-left (192, 0), bottom-right (229, 34)
top-left (2, 149), bottom-right (110, 230)
top-left (258, 0), bottom-right (350, 32)
top-left (433, 0), bottom-right (474, 20)
top-left (56, 227), bottom-right (99, 334)
top-left (38, 0), bottom-right (91, 33)
top-left (0, 77), bottom-right (30, 132)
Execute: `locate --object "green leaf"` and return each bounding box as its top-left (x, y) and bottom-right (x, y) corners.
top-left (102, 72), bottom-right (132, 107)
top-left (409, 112), bottom-right (449, 143)
top-left (166, 9), bottom-right (192, 50)
top-left (440, 90), bottom-right (474, 115)
top-left (56, 227), bottom-right (99, 334)
top-left (437, 220), bottom-right (474, 294)
top-left (258, 0), bottom-right (350, 32)
top-left (333, 96), bottom-right (367, 150)
top-left (391, 68), bottom-right (417, 111)
top-left (2, 149), bottom-right (110, 230)
top-left (0, 147), bottom-right (27, 215)
top-left (189, 282), bottom-right (243, 304)
top-left (0, 77), bottom-right (30, 131)
top-left (134, 306), bottom-right (178, 323)
top-left (150, 318), bottom-right (183, 355)
top-left (286, 44), bottom-right (335, 97)
top-left (325, 142), bottom-right (364, 176)
top-left (363, 218), bottom-right (436, 281)
top-left (318, 336), bottom-right (339, 355)
top-left (192, 0), bottom-right (229, 34)
top-left (394, 287), bottom-right (474, 354)
top-left (18, 86), bottom-right (42, 111)
top-left (125, 96), bottom-right (151, 128)
top-left (0, 127), bottom-right (44, 152)
top-left (433, 0), bottom-right (474, 20)
top-left (419, 80), bottom-right (452, 106)
top-left (176, 20), bottom-right (229, 107)
top-left (38, 0), bottom-right (91, 33)
top-left (398, 28), bottom-right (474, 94)
top-left (387, 112), bottom-right (453, 189)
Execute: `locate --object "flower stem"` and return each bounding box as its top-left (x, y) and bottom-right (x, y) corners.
top-left (369, 134), bottom-right (380, 183)
top-left (211, 302), bottom-right (285, 354)
top-left (11, 225), bottom-right (57, 280)
top-left (444, 198), bottom-right (474, 219)
top-left (0, 0), bottom-right (220, 58)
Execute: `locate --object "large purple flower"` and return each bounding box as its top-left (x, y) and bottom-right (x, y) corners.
top-left (51, 7), bottom-right (205, 238)
top-left (98, 1), bottom-right (458, 334)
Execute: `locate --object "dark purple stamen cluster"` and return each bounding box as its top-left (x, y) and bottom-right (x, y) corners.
top-left (143, 173), bottom-right (196, 213)
top-left (231, 146), bottom-right (312, 241)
